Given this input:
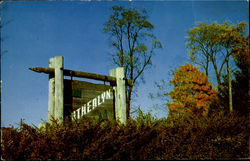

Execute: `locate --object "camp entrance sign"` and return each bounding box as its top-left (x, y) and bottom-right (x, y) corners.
top-left (70, 88), bottom-right (112, 120)
top-left (30, 56), bottom-right (130, 124)
top-left (64, 80), bottom-right (113, 120)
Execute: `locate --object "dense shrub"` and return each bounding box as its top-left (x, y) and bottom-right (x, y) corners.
top-left (1, 110), bottom-right (249, 160)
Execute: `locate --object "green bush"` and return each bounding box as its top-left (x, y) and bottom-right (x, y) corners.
top-left (1, 110), bottom-right (249, 160)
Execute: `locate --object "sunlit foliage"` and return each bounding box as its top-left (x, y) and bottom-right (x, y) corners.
top-left (169, 63), bottom-right (218, 116)
top-left (2, 110), bottom-right (249, 160)
top-left (220, 35), bottom-right (249, 115)
top-left (103, 6), bottom-right (162, 117)
top-left (186, 21), bottom-right (248, 88)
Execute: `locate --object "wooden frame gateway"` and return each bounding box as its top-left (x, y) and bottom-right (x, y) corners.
top-left (30, 56), bottom-right (131, 124)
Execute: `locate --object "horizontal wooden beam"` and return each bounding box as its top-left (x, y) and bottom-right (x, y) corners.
top-left (29, 67), bottom-right (133, 86)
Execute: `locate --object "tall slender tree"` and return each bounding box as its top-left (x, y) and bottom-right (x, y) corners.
top-left (186, 21), bottom-right (248, 112)
top-left (186, 21), bottom-right (247, 90)
top-left (220, 35), bottom-right (249, 115)
top-left (104, 6), bottom-right (162, 118)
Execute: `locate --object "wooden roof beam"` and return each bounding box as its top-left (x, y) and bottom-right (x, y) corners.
top-left (29, 67), bottom-right (133, 86)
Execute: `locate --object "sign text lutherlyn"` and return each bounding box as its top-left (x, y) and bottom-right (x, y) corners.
top-left (71, 89), bottom-right (112, 120)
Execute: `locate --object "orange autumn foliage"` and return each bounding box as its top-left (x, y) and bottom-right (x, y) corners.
top-left (169, 63), bottom-right (217, 116)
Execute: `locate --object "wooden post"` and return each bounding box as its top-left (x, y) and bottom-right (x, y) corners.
top-left (48, 57), bottom-right (55, 123)
top-left (30, 58), bottom-right (131, 124)
top-left (54, 56), bottom-right (64, 122)
top-left (109, 67), bottom-right (127, 124)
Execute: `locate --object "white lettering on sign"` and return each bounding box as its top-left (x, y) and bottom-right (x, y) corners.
top-left (72, 89), bottom-right (112, 120)
top-left (93, 98), bottom-right (97, 109)
top-left (101, 92), bottom-right (105, 103)
top-left (77, 108), bottom-right (81, 119)
top-left (81, 104), bottom-right (86, 116)
top-left (87, 101), bottom-right (91, 113)
top-left (106, 90), bottom-right (111, 99)
top-left (97, 95), bottom-right (101, 106)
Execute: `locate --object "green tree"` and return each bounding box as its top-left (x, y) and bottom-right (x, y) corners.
top-left (186, 21), bottom-right (248, 113)
top-left (103, 6), bottom-right (162, 118)
top-left (186, 21), bottom-right (248, 89)
top-left (168, 63), bottom-right (217, 117)
top-left (220, 35), bottom-right (249, 115)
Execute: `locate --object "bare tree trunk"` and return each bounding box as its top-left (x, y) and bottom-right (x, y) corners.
top-left (127, 86), bottom-right (133, 119)
top-left (228, 65), bottom-right (233, 112)
top-left (120, 34), bottom-right (124, 67)
top-left (205, 54), bottom-right (209, 76)
top-left (213, 63), bottom-right (222, 90)
top-left (211, 56), bottom-right (222, 91)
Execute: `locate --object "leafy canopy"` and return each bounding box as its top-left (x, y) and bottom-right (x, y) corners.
top-left (169, 63), bottom-right (218, 117)
top-left (186, 21), bottom-right (248, 87)
top-left (219, 35), bottom-right (249, 115)
top-left (103, 6), bottom-right (162, 117)
top-left (103, 6), bottom-right (162, 82)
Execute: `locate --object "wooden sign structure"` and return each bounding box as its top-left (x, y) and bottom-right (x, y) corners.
top-left (64, 79), bottom-right (114, 121)
top-left (30, 56), bottom-right (131, 124)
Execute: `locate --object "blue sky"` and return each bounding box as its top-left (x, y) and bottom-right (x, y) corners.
top-left (1, 1), bottom-right (249, 127)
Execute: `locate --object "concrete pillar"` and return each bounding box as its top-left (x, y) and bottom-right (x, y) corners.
top-left (54, 56), bottom-right (64, 122)
top-left (109, 67), bottom-right (127, 124)
top-left (48, 58), bottom-right (55, 123)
